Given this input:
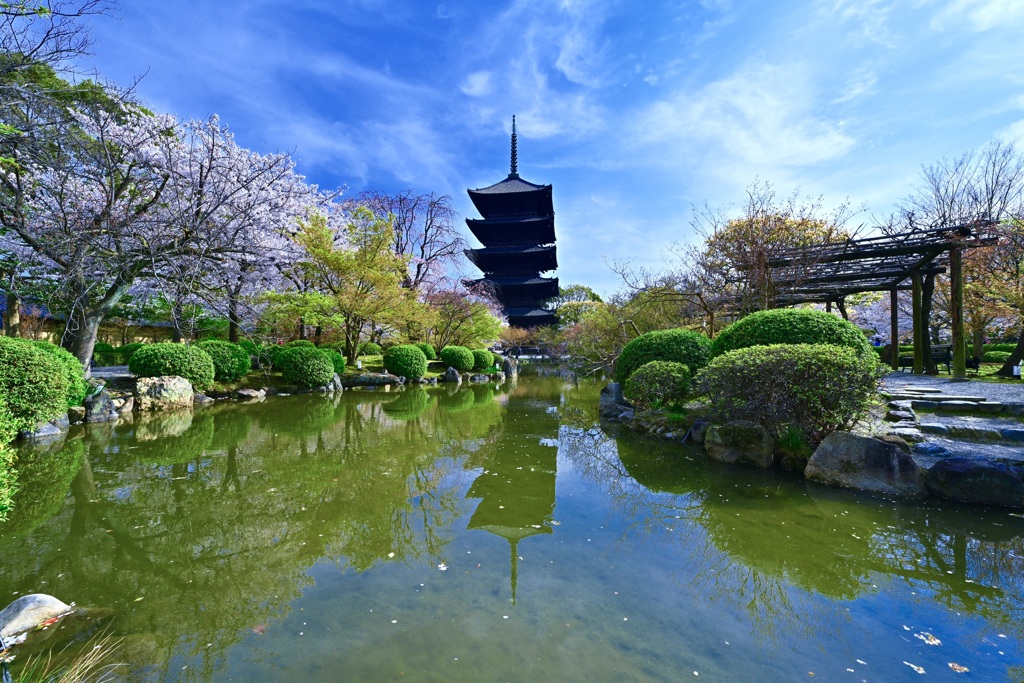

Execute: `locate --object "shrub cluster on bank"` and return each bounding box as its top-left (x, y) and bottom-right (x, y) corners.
top-left (384, 345), bottom-right (428, 380)
top-left (0, 338), bottom-right (76, 440)
top-left (440, 345), bottom-right (475, 373)
top-left (129, 343), bottom-right (216, 392)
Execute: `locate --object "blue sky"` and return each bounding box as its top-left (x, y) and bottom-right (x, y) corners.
top-left (82, 0), bottom-right (1024, 297)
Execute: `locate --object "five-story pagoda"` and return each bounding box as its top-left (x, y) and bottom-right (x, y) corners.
top-left (465, 117), bottom-right (558, 328)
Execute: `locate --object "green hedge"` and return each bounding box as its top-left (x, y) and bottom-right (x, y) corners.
top-left (359, 342), bottom-right (382, 356)
top-left (710, 309), bottom-right (873, 360)
top-left (615, 328), bottom-right (711, 384)
top-left (694, 343), bottom-right (881, 451)
top-left (129, 343), bottom-right (216, 392)
top-left (285, 339), bottom-right (317, 349)
top-left (472, 349), bottom-right (493, 372)
top-left (197, 340), bottom-right (252, 382)
top-left (93, 342), bottom-right (114, 353)
top-left (0, 337), bottom-right (71, 434)
top-left (0, 445), bottom-right (15, 523)
top-left (983, 350), bottom-right (1013, 363)
top-left (491, 351), bottom-right (503, 367)
top-left (31, 341), bottom-right (87, 407)
top-left (383, 345), bottom-right (428, 380)
top-left (0, 392), bottom-right (18, 445)
top-left (623, 361), bottom-right (691, 410)
top-left (440, 345), bottom-right (475, 373)
top-left (320, 348), bottom-right (347, 374)
top-left (278, 346), bottom-right (334, 388)
top-left (415, 342), bottom-right (436, 361)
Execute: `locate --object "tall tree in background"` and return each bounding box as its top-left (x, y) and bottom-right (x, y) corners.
top-left (357, 190), bottom-right (464, 293)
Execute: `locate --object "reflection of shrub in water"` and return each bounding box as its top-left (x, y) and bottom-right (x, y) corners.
top-left (3, 437), bottom-right (84, 533)
top-left (261, 396), bottom-right (340, 437)
top-left (436, 388), bottom-right (475, 414)
top-left (471, 385), bottom-right (495, 406)
top-left (382, 388), bottom-right (432, 421)
top-left (209, 409), bottom-right (254, 451)
top-left (134, 411), bottom-right (215, 466)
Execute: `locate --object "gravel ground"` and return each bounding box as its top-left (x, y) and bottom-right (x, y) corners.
top-left (881, 370), bottom-right (1024, 403)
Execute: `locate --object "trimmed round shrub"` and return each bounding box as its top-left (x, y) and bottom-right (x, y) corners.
top-left (93, 342), bottom-right (114, 353)
top-left (31, 341), bottom-right (88, 407)
top-left (117, 342), bottom-right (145, 360)
top-left (0, 337), bottom-right (70, 434)
top-left (491, 351), bottom-right (503, 368)
top-left (710, 309), bottom-right (873, 359)
top-left (277, 346), bottom-right (334, 388)
top-left (383, 344), bottom-right (428, 380)
top-left (359, 342), bottom-right (382, 357)
top-left (472, 349), bottom-right (493, 372)
top-left (440, 345), bottom-right (474, 373)
top-left (197, 340), bottom-right (252, 382)
top-left (320, 348), bottom-right (347, 374)
top-left (128, 342), bottom-right (216, 392)
top-left (983, 350), bottom-right (1013, 363)
top-left (415, 342), bottom-right (436, 361)
top-left (693, 343), bottom-right (881, 449)
top-left (285, 339), bottom-right (316, 349)
top-left (614, 328), bottom-right (712, 383)
top-left (623, 361), bottom-right (691, 410)
top-left (238, 340), bottom-right (260, 355)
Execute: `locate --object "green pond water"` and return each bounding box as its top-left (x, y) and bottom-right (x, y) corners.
top-left (2, 375), bottom-right (1024, 681)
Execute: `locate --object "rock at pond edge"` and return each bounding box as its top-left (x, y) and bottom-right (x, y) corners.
top-left (805, 431), bottom-right (925, 498)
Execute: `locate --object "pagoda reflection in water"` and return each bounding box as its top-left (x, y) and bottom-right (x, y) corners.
top-left (465, 389), bottom-right (559, 603)
top-left (464, 116), bottom-right (558, 328)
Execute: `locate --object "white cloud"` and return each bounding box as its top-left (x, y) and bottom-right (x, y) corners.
top-left (930, 0), bottom-right (1024, 32)
top-left (460, 71), bottom-right (493, 97)
top-left (832, 69), bottom-right (878, 104)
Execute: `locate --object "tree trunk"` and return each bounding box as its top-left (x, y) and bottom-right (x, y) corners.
top-left (836, 298), bottom-right (848, 320)
top-left (171, 301), bottom-right (184, 343)
top-left (995, 328), bottom-right (1024, 377)
top-left (971, 327), bottom-right (984, 360)
top-left (228, 297), bottom-right (239, 343)
top-left (63, 309), bottom-right (103, 375)
top-left (5, 291), bottom-right (20, 337)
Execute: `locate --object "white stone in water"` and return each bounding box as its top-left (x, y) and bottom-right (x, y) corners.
top-left (0, 594), bottom-right (73, 639)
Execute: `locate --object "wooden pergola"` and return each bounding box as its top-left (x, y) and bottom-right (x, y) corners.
top-left (728, 221), bottom-right (998, 380)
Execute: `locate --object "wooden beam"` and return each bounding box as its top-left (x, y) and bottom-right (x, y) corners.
top-left (950, 245), bottom-right (967, 380)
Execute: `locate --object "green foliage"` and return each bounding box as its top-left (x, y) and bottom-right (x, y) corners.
top-left (30, 341), bottom-right (87, 406)
top-left (0, 446), bottom-right (14, 523)
top-left (382, 388), bottom-right (432, 421)
top-left (614, 328), bottom-right (712, 383)
top-left (360, 342), bottom-right (382, 356)
top-left (0, 337), bottom-right (70, 433)
top-left (0, 392), bottom-right (17, 445)
top-left (197, 340), bottom-right (252, 382)
top-left (440, 345), bottom-right (474, 372)
top-left (278, 346), bottom-right (334, 388)
top-left (414, 342), bottom-right (436, 360)
top-left (128, 343), bottom-right (216, 392)
top-left (93, 342), bottom-right (114, 353)
top-left (1, 438), bottom-right (84, 534)
top-left (471, 348), bottom-right (493, 372)
top-left (320, 348), bottom-right (347, 374)
top-left (694, 343), bottom-right (881, 447)
top-left (117, 342), bottom-right (145, 360)
top-left (383, 344), bottom-right (428, 380)
top-left (285, 339), bottom-right (317, 349)
top-left (623, 361), bottom-right (691, 410)
top-left (987, 343), bottom-right (1018, 353)
top-left (983, 350), bottom-right (1013, 363)
top-left (238, 340), bottom-right (260, 355)
top-left (710, 309), bottom-right (873, 359)
top-left (491, 351), bottom-right (503, 368)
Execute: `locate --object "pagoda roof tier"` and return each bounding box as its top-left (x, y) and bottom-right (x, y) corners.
top-left (505, 308), bottom-right (557, 328)
top-left (466, 215), bottom-right (555, 247)
top-left (468, 176), bottom-right (553, 220)
top-left (468, 276), bottom-right (559, 304)
top-left (464, 245), bottom-right (557, 274)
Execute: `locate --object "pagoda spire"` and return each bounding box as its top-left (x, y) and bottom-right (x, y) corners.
top-left (509, 115), bottom-right (519, 178)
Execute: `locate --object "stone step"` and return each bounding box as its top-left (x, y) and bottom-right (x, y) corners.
top-left (897, 387), bottom-right (944, 394)
top-left (889, 393), bottom-right (987, 402)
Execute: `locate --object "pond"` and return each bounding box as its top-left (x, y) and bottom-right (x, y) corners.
top-left (1, 374), bottom-right (1023, 681)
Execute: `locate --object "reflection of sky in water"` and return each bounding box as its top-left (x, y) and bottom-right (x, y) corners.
top-left (0, 380), bottom-right (1022, 682)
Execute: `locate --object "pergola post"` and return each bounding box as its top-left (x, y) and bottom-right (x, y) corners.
top-left (912, 271), bottom-right (924, 374)
top-left (890, 288), bottom-right (899, 371)
top-left (950, 245), bottom-right (967, 380)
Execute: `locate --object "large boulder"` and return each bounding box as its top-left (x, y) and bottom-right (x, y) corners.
top-left (0, 594), bottom-right (73, 640)
top-left (704, 420), bottom-right (774, 468)
top-left (599, 382), bottom-right (630, 421)
top-left (18, 414), bottom-right (70, 441)
top-left (805, 432), bottom-right (925, 497)
top-left (501, 357), bottom-right (518, 378)
top-left (134, 376), bottom-right (194, 412)
top-left (84, 388), bottom-right (120, 422)
top-left (925, 458), bottom-right (1024, 508)
top-left (442, 366), bottom-right (462, 385)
